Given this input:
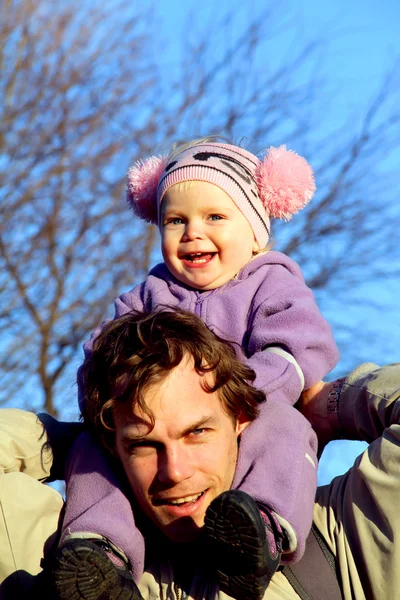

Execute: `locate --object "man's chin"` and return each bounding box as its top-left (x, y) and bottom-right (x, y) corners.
top-left (160, 516), bottom-right (203, 543)
top-left (150, 487), bottom-right (213, 542)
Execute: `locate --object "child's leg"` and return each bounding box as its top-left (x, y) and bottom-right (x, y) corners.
top-left (204, 489), bottom-right (282, 600)
top-left (61, 432), bottom-right (145, 583)
top-left (204, 396), bottom-right (316, 600)
top-left (204, 397), bottom-right (317, 600)
top-left (232, 395), bottom-right (318, 563)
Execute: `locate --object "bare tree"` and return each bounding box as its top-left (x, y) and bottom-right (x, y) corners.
top-left (0, 1), bottom-right (399, 416)
top-left (0, 0), bottom-right (163, 415)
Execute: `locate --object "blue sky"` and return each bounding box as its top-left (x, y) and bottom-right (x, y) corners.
top-left (152, 0), bottom-right (400, 484)
top-left (157, 0), bottom-right (399, 96)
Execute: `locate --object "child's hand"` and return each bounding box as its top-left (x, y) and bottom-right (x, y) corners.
top-left (297, 381), bottom-right (337, 456)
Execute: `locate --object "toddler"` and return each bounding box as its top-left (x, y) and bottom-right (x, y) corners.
top-left (55, 140), bottom-right (339, 600)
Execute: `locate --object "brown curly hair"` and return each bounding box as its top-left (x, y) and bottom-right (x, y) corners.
top-left (81, 308), bottom-right (265, 451)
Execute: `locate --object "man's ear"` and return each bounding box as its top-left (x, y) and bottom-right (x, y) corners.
top-left (236, 413), bottom-right (251, 435)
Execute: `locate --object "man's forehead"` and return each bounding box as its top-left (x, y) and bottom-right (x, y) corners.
top-left (114, 363), bottom-right (226, 437)
top-left (121, 357), bottom-right (214, 404)
top-left (114, 408), bottom-right (150, 430)
top-left (116, 387), bottom-right (221, 425)
top-left (116, 410), bottom-right (222, 441)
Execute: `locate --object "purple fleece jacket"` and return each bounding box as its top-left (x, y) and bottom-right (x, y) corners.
top-left (80, 251), bottom-right (339, 408)
top-left (65, 251), bottom-right (339, 576)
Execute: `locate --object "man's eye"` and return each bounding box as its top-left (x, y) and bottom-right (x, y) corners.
top-left (127, 441), bottom-right (154, 454)
top-left (191, 428), bottom-right (207, 436)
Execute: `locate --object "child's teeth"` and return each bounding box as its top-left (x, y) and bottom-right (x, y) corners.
top-left (187, 253), bottom-right (208, 263)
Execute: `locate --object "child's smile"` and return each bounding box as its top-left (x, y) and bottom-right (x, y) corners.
top-left (180, 252), bottom-right (216, 266)
top-left (161, 181), bottom-right (259, 290)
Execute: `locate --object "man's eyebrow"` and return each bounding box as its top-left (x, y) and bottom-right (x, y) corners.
top-left (119, 423), bottom-right (153, 444)
top-left (120, 415), bottom-right (218, 444)
top-left (120, 433), bottom-right (150, 445)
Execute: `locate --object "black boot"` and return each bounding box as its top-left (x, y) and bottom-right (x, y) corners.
top-left (204, 490), bottom-right (282, 600)
top-left (52, 539), bottom-right (143, 600)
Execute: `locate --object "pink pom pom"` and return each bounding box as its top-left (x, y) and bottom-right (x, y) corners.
top-left (126, 155), bottom-right (168, 224)
top-left (255, 145), bottom-right (316, 220)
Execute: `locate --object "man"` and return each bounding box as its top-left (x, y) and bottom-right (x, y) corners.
top-left (56, 307), bottom-right (268, 599)
top-left (0, 309), bottom-right (399, 599)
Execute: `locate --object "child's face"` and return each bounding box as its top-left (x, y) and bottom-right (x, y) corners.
top-left (161, 181), bottom-right (259, 290)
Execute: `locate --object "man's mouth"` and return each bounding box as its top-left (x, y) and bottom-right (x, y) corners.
top-left (182, 252), bottom-right (216, 264)
top-left (156, 491), bottom-right (206, 506)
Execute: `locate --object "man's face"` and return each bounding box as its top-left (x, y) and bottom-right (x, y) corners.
top-left (114, 357), bottom-right (249, 543)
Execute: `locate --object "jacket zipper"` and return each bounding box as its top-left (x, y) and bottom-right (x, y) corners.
top-left (174, 583), bottom-right (181, 599)
top-left (194, 294), bottom-right (204, 317)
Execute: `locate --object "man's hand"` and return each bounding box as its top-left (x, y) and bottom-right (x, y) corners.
top-left (297, 381), bottom-right (337, 457)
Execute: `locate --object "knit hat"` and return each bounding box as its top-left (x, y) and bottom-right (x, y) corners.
top-left (127, 141), bottom-right (316, 248)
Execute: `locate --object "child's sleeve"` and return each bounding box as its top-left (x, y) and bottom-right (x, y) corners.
top-left (245, 263), bottom-right (339, 403)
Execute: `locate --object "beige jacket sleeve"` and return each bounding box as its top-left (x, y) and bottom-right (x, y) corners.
top-left (0, 408), bottom-right (53, 479)
top-left (313, 362), bottom-right (400, 600)
top-left (0, 409), bottom-right (63, 589)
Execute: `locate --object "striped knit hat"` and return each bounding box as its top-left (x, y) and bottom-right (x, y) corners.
top-left (127, 141), bottom-right (316, 248)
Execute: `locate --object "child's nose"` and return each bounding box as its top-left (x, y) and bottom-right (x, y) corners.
top-left (182, 221), bottom-right (204, 241)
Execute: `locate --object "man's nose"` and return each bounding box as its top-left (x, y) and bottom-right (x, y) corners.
top-left (157, 445), bottom-right (194, 484)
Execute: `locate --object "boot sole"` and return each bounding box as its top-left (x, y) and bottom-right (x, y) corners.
top-left (53, 540), bottom-right (142, 600)
top-left (204, 490), bottom-right (280, 600)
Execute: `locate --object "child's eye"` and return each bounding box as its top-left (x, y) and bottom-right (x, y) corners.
top-left (209, 214), bottom-right (224, 221)
top-left (164, 217), bottom-right (184, 226)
